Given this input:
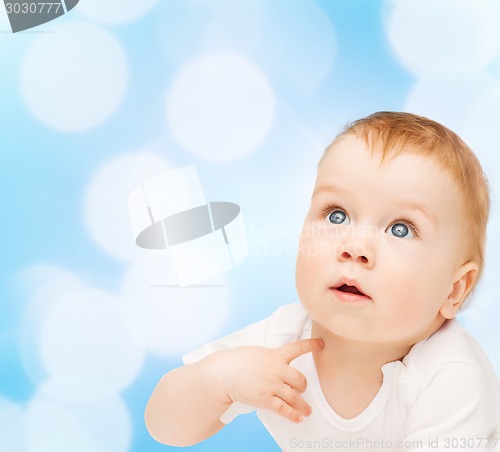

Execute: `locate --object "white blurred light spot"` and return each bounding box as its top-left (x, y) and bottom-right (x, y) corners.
top-left (157, 0), bottom-right (264, 67)
top-left (461, 84), bottom-right (500, 196)
top-left (385, 0), bottom-right (500, 76)
top-left (27, 400), bottom-right (99, 452)
top-left (18, 265), bottom-right (83, 386)
top-left (84, 152), bottom-right (172, 261)
top-left (0, 397), bottom-right (25, 452)
top-left (15, 264), bottom-right (81, 300)
top-left (76, 0), bottom-right (159, 24)
top-left (404, 74), bottom-right (498, 131)
top-left (155, 1), bottom-right (205, 66)
top-left (202, 0), bottom-right (265, 55)
top-left (21, 22), bottom-right (127, 132)
top-left (166, 52), bottom-right (275, 161)
top-left (38, 286), bottom-right (145, 398)
top-left (121, 250), bottom-right (230, 355)
top-left (40, 373), bottom-right (119, 405)
top-left (26, 392), bottom-right (130, 452)
top-left (157, 1), bottom-right (335, 95)
top-left (256, 0), bottom-right (337, 95)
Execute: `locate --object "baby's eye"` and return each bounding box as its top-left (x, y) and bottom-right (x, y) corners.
top-left (327, 210), bottom-right (350, 225)
top-left (386, 222), bottom-right (415, 239)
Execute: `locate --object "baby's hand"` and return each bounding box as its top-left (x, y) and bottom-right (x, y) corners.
top-left (218, 338), bottom-right (324, 423)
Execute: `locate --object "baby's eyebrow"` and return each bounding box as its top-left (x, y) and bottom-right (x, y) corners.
top-left (312, 184), bottom-right (348, 198)
top-left (393, 199), bottom-right (437, 225)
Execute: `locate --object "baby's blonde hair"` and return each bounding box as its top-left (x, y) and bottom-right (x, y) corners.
top-left (325, 111), bottom-right (490, 289)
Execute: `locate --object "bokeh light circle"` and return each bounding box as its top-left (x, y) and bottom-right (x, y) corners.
top-left (84, 151), bottom-right (172, 261)
top-left (18, 265), bottom-right (83, 387)
top-left (121, 249), bottom-right (230, 355)
top-left (0, 397), bottom-right (25, 452)
top-left (166, 52), bottom-right (275, 161)
top-left (201, 0), bottom-right (265, 56)
top-left (255, 0), bottom-right (337, 95)
top-left (38, 285), bottom-right (145, 398)
top-left (404, 74), bottom-right (499, 131)
top-left (461, 83), bottom-right (500, 197)
top-left (21, 21), bottom-right (127, 132)
top-left (25, 392), bottom-right (130, 452)
top-left (385, 0), bottom-right (499, 76)
top-left (18, 266), bottom-right (145, 399)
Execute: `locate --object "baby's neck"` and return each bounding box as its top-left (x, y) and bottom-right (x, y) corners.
top-left (311, 321), bottom-right (412, 378)
top-left (310, 320), bottom-right (413, 419)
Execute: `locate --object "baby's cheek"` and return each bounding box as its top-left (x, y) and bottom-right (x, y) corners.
top-left (296, 226), bottom-right (317, 263)
top-left (295, 241), bottom-right (322, 297)
top-left (295, 251), bottom-right (312, 290)
top-left (378, 267), bottom-right (420, 308)
top-left (390, 282), bottom-right (435, 326)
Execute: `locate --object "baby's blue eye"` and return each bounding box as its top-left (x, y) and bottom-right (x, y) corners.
top-left (328, 210), bottom-right (349, 225)
top-left (386, 223), bottom-right (414, 239)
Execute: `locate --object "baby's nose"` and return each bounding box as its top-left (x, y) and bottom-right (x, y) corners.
top-left (336, 243), bottom-right (374, 267)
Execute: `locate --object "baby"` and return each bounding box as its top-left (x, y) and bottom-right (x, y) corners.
top-left (145, 112), bottom-right (500, 451)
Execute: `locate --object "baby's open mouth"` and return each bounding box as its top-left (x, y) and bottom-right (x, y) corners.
top-left (336, 284), bottom-right (366, 296)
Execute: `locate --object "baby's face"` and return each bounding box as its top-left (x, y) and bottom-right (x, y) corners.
top-left (296, 136), bottom-right (467, 346)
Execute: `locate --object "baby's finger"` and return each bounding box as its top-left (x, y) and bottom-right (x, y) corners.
top-left (267, 394), bottom-right (306, 423)
top-left (283, 367), bottom-right (308, 394)
top-left (275, 384), bottom-right (311, 418)
top-left (278, 338), bottom-right (324, 364)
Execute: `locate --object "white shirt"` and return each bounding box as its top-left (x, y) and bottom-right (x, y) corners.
top-left (184, 303), bottom-right (500, 451)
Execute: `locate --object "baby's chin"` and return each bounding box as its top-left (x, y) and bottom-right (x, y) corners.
top-left (304, 309), bottom-right (434, 349)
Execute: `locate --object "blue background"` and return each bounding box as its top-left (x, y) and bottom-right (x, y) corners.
top-left (1, 0), bottom-right (499, 451)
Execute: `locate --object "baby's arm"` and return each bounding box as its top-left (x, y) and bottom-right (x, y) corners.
top-left (144, 350), bottom-right (229, 447)
top-left (144, 338), bottom-right (323, 446)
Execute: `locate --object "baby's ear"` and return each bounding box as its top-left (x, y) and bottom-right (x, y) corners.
top-left (440, 262), bottom-right (478, 319)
